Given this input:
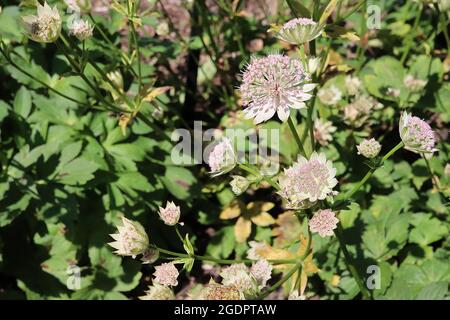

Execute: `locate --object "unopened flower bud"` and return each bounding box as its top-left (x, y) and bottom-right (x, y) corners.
top-left (357, 138), bottom-right (381, 159)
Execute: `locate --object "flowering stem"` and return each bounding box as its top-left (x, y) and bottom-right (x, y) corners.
top-left (238, 163), bottom-right (280, 190)
top-left (400, 3), bottom-right (422, 65)
top-left (174, 226), bottom-right (184, 243)
top-left (256, 260), bottom-right (303, 299)
top-left (334, 224), bottom-right (371, 299)
top-left (157, 247), bottom-right (297, 265)
top-left (337, 141), bottom-right (404, 204)
top-left (422, 153), bottom-right (442, 193)
top-left (287, 117), bottom-right (307, 158)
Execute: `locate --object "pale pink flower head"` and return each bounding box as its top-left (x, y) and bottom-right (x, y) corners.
top-left (278, 152), bottom-right (338, 209)
top-left (206, 137), bottom-right (236, 176)
top-left (22, 2), bottom-right (61, 43)
top-left (108, 217), bottom-right (149, 258)
top-left (250, 259), bottom-right (272, 288)
top-left (139, 284), bottom-right (175, 300)
top-left (276, 18), bottom-right (323, 45)
top-left (309, 209), bottom-right (339, 237)
top-left (357, 138), bottom-right (381, 159)
top-left (240, 54), bottom-right (316, 124)
top-left (220, 264), bottom-right (257, 295)
top-left (317, 85), bottom-right (342, 106)
top-left (153, 262), bottom-right (179, 287)
top-left (314, 118), bottom-right (337, 146)
top-left (158, 201), bottom-right (181, 226)
top-left (69, 19), bottom-right (94, 41)
top-left (399, 112), bottom-right (437, 154)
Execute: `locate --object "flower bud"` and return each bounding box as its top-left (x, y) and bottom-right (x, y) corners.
top-left (108, 217), bottom-right (150, 258)
top-left (22, 2), bottom-right (61, 43)
top-left (357, 138), bottom-right (381, 159)
top-left (69, 19), bottom-right (93, 41)
top-left (158, 201), bottom-right (181, 226)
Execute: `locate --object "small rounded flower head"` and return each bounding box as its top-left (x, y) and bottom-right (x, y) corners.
top-left (404, 74), bottom-right (427, 92)
top-left (250, 260), bottom-right (272, 288)
top-left (399, 112), bottom-right (437, 154)
top-left (220, 263), bottom-right (255, 294)
top-left (278, 152), bottom-right (338, 209)
top-left (309, 209), bottom-right (339, 237)
top-left (276, 18), bottom-right (324, 45)
top-left (230, 175), bottom-right (250, 195)
top-left (345, 75), bottom-right (362, 96)
top-left (317, 86), bottom-right (342, 106)
top-left (108, 217), bottom-right (149, 258)
top-left (153, 262), bottom-right (179, 287)
top-left (314, 118), bottom-right (337, 146)
top-left (69, 19), bottom-right (94, 41)
top-left (158, 201), bottom-right (181, 226)
top-left (206, 137), bottom-right (236, 176)
top-left (240, 54), bottom-right (316, 124)
top-left (65, 0), bottom-right (91, 13)
top-left (22, 2), bottom-right (61, 43)
top-left (307, 56), bottom-right (321, 75)
top-left (198, 283), bottom-right (243, 300)
top-left (357, 138), bottom-right (382, 159)
top-left (139, 284), bottom-right (175, 300)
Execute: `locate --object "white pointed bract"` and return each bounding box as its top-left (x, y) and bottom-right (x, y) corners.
top-left (22, 2), bottom-right (61, 43)
top-left (357, 138), bottom-right (382, 159)
top-left (158, 201), bottom-right (181, 226)
top-left (399, 112), bottom-right (437, 154)
top-left (139, 284), bottom-right (175, 300)
top-left (108, 217), bottom-right (149, 258)
top-left (69, 19), bottom-right (94, 41)
top-left (153, 262), bottom-right (179, 286)
top-left (276, 18), bottom-right (324, 45)
top-left (278, 152), bottom-right (338, 209)
top-left (240, 54), bottom-right (316, 124)
top-left (207, 137), bottom-right (236, 176)
top-left (309, 209), bottom-right (339, 237)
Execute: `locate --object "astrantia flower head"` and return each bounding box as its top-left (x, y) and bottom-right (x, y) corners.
top-left (198, 282), bottom-right (243, 300)
top-left (250, 260), bottom-right (272, 288)
top-left (158, 201), bottom-right (181, 226)
top-left (399, 112), bottom-right (437, 154)
top-left (403, 74), bottom-right (427, 92)
top-left (69, 19), bottom-right (93, 41)
top-left (276, 18), bottom-right (324, 45)
top-left (240, 54), bottom-right (316, 124)
top-left (317, 86), bottom-right (342, 106)
top-left (309, 209), bottom-right (339, 237)
top-left (345, 75), bottom-right (362, 96)
top-left (230, 175), bottom-right (250, 195)
top-left (153, 262), bottom-right (179, 287)
top-left (207, 137), bottom-right (236, 176)
top-left (314, 118), bottom-right (336, 146)
top-left (139, 284), bottom-right (175, 300)
top-left (278, 152), bottom-right (338, 209)
top-left (220, 263), bottom-right (256, 294)
top-left (357, 138), bottom-right (381, 159)
top-left (108, 217), bottom-right (149, 258)
top-left (344, 95), bottom-right (381, 127)
top-left (22, 2), bottom-right (61, 43)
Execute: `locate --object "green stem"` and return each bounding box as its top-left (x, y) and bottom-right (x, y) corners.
top-left (257, 261), bottom-right (303, 299)
top-left (422, 153), bottom-right (442, 193)
top-left (334, 223), bottom-right (371, 299)
top-left (400, 4), bottom-right (422, 65)
top-left (337, 141), bottom-right (404, 203)
top-left (287, 116), bottom-right (307, 158)
top-left (238, 163), bottom-right (280, 190)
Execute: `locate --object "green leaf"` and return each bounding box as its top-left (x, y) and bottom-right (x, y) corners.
top-left (409, 213), bottom-right (448, 246)
top-left (416, 282), bottom-right (448, 300)
top-left (14, 86), bottom-right (32, 119)
top-left (57, 158), bottom-right (99, 185)
top-left (161, 166), bottom-right (198, 200)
